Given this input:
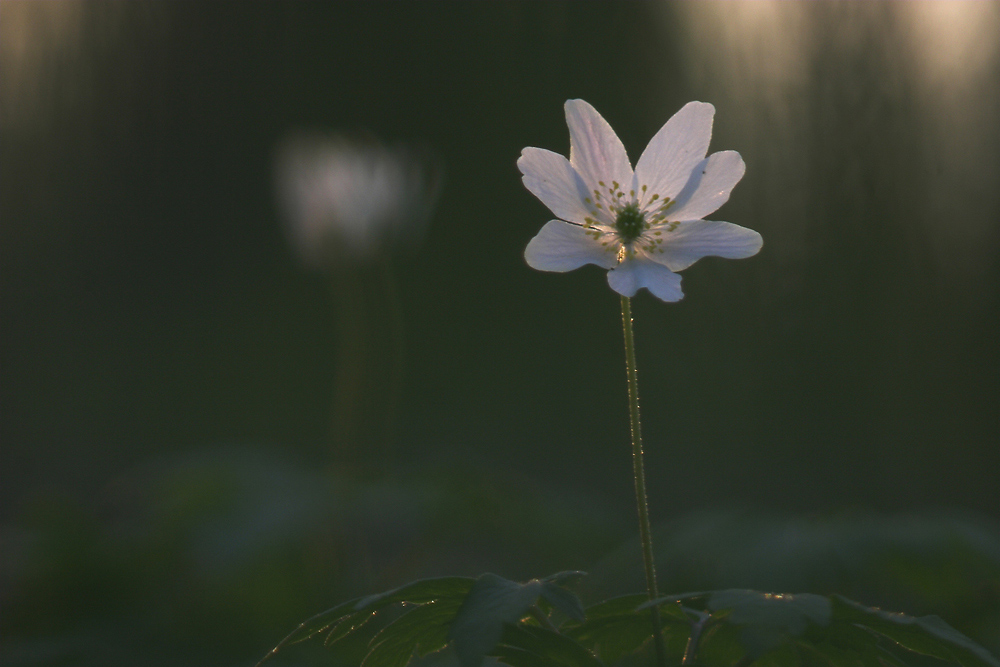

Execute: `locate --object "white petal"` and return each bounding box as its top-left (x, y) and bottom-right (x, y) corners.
top-left (633, 102), bottom-right (715, 204)
top-left (666, 150), bottom-right (746, 222)
top-left (517, 147), bottom-right (593, 224)
top-left (525, 220), bottom-right (618, 272)
top-left (565, 99), bottom-right (633, 195)
top-left (607, 258), bottom-right (685, 302)
top-left (650, 220), bottom-right (763, 272)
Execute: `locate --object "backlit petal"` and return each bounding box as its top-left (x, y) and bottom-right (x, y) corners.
top-left (650, 220), bottom-right (763, 272)
top-left (517, 147), bottom-right (593, 224)
top-left (565, 99), bottom-right (633, 195)
top-left (525, 220), bottom-right (618, 272)
top-left (633, 101), bottom-right (714, 204)
top-left (607, 258), bottom-right (685, 302)
top-left (667, 150), bottom-right (746, 221)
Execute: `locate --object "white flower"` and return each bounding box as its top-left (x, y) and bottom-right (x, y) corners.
top-left (276, 134), bottom-right (440, 268)
top-left (520, 100), bottom-right (762, 302)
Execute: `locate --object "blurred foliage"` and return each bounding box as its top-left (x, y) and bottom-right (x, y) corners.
top-left (584, 511), bottom-right (1000, 654)
top-left (2, 449), bottom-right (999, 665)
top-left (255, 571), bottom-right (998, 667)
top-left (0, 448), bottom-right (624, 666)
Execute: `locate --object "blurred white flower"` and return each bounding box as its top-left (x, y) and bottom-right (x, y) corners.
top-left (276, 134), bottom-right (440, 268)
top-left (520, 100), bottom-right (762, 302)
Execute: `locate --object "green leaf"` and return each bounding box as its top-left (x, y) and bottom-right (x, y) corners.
top-left (494, 623), bottom-right (604, 667)
top-left (490, 645), bottom-right (561, 667)
top-left (540, 582), bottom-right (586, 623)
top-left (448, 573), bottom-right (545, 667)
top-left (567, 595), bottom-right (691, 665)
top-left (356, 577), bottom-right (476, 610)
top-left (568, 613), bottom-right (654, 664)
top-left (256, 596), bottom-right (363, 665)
top-left (537, 571), bottom-right (587, 623)
top-left (831, 595), bottom-right (1000, 667)
top-left (265, 577), bottom-right (1000, 667)
top-left (324, 610), bottom-right (379, 647)
top-left (697, 620), bottom-right (752, 667)
top-left (565, 595), bottom-right (652, 664)
top-left (707, 589), bottom-right (832, 657)
top-left (540, 571), bottom-right (588, 588)
top-left (803, 622), bottom-right (906, 667)
top-left (665, 590), bottom-right (999, 667)
top-left (363, 598), bottom-right (466, 667)
top-left (580, 594), bottom-right (650, 620)
top-left (257, 577), bottom-right (473, 666)
top-left (708, 590), bottom-right (831, 628)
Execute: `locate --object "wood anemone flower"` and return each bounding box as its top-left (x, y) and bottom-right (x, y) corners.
top-left (520, 100), bottom-right (762, 301)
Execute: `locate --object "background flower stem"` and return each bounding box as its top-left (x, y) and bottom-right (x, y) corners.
top-left (620, 295), bottom-right (667, 667)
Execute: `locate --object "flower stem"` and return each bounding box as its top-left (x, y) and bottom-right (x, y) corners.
top-left (620, 295), bottom-right (667, 667)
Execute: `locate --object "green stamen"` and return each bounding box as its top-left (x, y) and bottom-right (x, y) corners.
top-left (614, 202), bottom-right (646, 242)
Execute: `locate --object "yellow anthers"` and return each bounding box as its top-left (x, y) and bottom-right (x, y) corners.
top-left (629, 189), bottom-right (635, 197)
top-left (598, 180), bottom-right (606, 187)
top-left (612, 181), bottom-right (620, 190)
top-left (650, 194), bottom-right (659, 201)
top-left (584, 197), bottom-right (592, 204)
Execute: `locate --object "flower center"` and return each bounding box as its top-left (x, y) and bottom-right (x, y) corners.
top-left (614, 202), bottom-right (646, 242)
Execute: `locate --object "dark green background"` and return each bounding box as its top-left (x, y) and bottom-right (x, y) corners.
top-left (2, 3), bottom-right (998, 665)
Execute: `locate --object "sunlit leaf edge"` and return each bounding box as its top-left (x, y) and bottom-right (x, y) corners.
top-left (362, 598), bottom-right (467, 667)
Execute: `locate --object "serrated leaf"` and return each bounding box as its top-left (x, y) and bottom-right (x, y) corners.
top-left (697, 621), bottom-right (751, 667)
top-left (540, 571), bottom-right (588, 588)
top-left (540, 582), bottom-right (585, 623)
top-left (703, 590), bottom-right (832, 658)
top-left (831, 595), bottom-right (1000, 667)
top-left (751, 642), bottom-right (801, 667)
top-left (708, 590), bottom-right (832, 632)
top-left (570, 613), bottom-right (655, 664)
top-left (685, 590), bottom-right (998, 667)
top-left (326, 612), bottom-right (386, 664)
top-left (637, 594), bottom-right (706, 623)
top-left (494, 623), bottom-right (604, 667)
top-left (449, 573), bottom-right (545, 667)
top-left (363, 598), bottom-right (466, 667)
top-left (568, 595), bottom-right (691, 665)
top-left (642, 591), bottom-right (711, 608)
top-left (256, 597), bottom-right (364, 665)
top-left (580, 594), bottom-right (650, 621)
top-left (490, 645), bottom-right (559, 667)
top-left (676, 591), bottom-right (831, 665)
top-left (356, 577), bottom-right (476, 611)
top-left (258, 577), bottom-right (474, 666)
top-left (325, 610), bottom-right (378, 647)
top-left (810, 622), bottom-right (902, 667)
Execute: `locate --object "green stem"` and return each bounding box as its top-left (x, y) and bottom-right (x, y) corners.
top-left (620, 296), bottom-right (667, 667)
